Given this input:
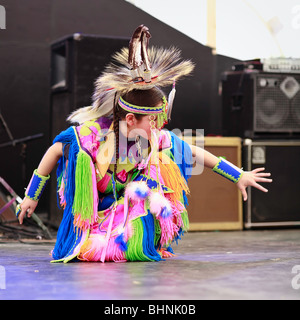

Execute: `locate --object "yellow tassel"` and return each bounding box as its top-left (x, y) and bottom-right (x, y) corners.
top-left (158, 152), bottom-right (190, 204)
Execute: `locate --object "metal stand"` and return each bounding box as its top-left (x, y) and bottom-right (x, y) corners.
top-left (0, 110), bottom-right (52, 240)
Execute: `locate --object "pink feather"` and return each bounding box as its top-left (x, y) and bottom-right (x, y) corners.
top-left (125, 181), bottom-right (150, 202)
top-left (149, 191), bottom-right (172, 217)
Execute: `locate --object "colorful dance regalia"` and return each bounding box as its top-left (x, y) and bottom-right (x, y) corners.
top-left (51, 117), bottom-right (193, 263)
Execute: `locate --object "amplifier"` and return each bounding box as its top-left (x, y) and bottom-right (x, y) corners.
top-left (263, 57), bottom-right (300, 74)
top-left (187, 137), bottom-right (243, 231)
top-left (221, 71), bottom-right (300, 138)
top-left (243, 139), bottom-right (300, 228)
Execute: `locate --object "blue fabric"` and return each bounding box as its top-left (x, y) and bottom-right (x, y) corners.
top-left (52, 127), bottom-right (81, 261)
top-left (52, 205), bottom-right (81, 260)
top-left (134, 174), bottom-right (169, 192)
top-left (169, 131), bottom-right (193, 181)
top-left (175, 228), bottom-right (185, 244)
top-left (141, 212), bottom-right (162, 261)
top-left (169, 131), bottom-right (193, 206)
top-left (98, 194), bottom-right (115, 211)
top-left (115, 233), bottom-right (127, 252)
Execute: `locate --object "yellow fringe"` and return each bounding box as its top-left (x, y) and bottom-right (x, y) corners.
top-left (158, 152), bottom-right (190, 204)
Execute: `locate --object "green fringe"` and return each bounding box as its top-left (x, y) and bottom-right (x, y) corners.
top-left (125, 218), bottom-right (152, 262)
top-left (153, 217), bottom-right (161, 247)
top-left (57, 171), bottom-right (63, 189)
top-left (181, 210), bottom-right (189, 232)
top-left (72, 149), bottom-right (94, 222)
top-left (162, 146), bottom-right (173, 160)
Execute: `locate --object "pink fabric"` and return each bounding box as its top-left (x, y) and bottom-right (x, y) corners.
top-left (117, 169), bottom-right (127, 183)
top-left (97, 174), bottom-right (111, 193)
top-left (78, 234), bottom-right (126, 262)
top-left (90, 161), bottom-right (99, 224)
top-left (100, 205), bottom-right (116, 262)
top-left (98, 200), bottom-right (146, 235)
top-left (159, 130), bottom-right (171, 150)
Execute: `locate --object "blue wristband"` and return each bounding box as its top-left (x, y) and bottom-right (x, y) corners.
top-left (25, 170), bottom-right (50, 201)
top-left (212, 158), bottom-right (243, 183)
top-left (16, 204), bottom-right (21, 217)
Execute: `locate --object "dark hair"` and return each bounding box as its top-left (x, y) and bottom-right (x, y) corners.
top-left (112, 87), bottom-right (165, 178)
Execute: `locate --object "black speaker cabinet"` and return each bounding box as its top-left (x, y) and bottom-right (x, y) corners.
top-left (49, 33), bottom-right (130, 226)
top-left (243, 139), bottom-right (300, 228)
top-left (50, 33), bottom-right (130, 141)
top-left (221, 71), bottom-right (300, 139)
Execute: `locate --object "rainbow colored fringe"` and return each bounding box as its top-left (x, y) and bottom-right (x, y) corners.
top-left (77, 148), bottom-right (191, 262)
top-left (51, 123), bottom-right (192, 263)
top-left (51, 126), bottom-right (98, 261)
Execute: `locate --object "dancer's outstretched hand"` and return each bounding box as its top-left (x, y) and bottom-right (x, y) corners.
top-left (236, 167), bottom-right (272, 201)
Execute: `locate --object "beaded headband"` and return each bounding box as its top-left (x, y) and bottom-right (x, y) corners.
top-left (118, 96), bottom-right (168, 129)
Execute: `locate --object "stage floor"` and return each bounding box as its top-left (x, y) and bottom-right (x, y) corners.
top-left (0, 229), bottom-right (300, 300)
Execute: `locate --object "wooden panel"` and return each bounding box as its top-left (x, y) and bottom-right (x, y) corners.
top-left (187, 137), bottom-right (243, 231)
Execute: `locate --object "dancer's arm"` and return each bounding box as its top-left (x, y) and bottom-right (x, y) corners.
top-left (189, 145), bottom-right (272, 201)
top-left (18, 142), bottom-right (63, 224)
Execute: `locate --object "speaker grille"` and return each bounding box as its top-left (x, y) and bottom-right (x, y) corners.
top-left (244, 141), bottom-right (300, 227)
top-left (292, 89), bottom-right (300, 126)
top-left (254, 74), bottom-right (300, 132)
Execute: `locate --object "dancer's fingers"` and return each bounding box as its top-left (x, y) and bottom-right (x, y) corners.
top-left (255, 177), bottom-right (273, 183)
top-left (253, 167), bottom-right (266, 173)
top-left (253, 182), bottom-right (269, 193)
top-left (255, 172), bottom-right (271, 177)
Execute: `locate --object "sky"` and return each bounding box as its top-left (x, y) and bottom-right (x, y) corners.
top-left (125, 0), bottom-right (300, 61)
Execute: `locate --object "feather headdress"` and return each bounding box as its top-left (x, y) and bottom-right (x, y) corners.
top-left (68, 25), bottom-right (194, 124)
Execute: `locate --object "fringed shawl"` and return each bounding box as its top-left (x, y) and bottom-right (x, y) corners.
top-left (50, 121), bottom-right (193, 263)
top-left (51, 126), bottom-right (98, 262)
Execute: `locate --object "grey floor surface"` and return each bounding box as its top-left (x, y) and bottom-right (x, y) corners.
top-left (0, 229), bottom-right (300, 300)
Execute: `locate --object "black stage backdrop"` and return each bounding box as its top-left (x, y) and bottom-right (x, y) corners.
top-left (0, 0), bottom-right (240, 216)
